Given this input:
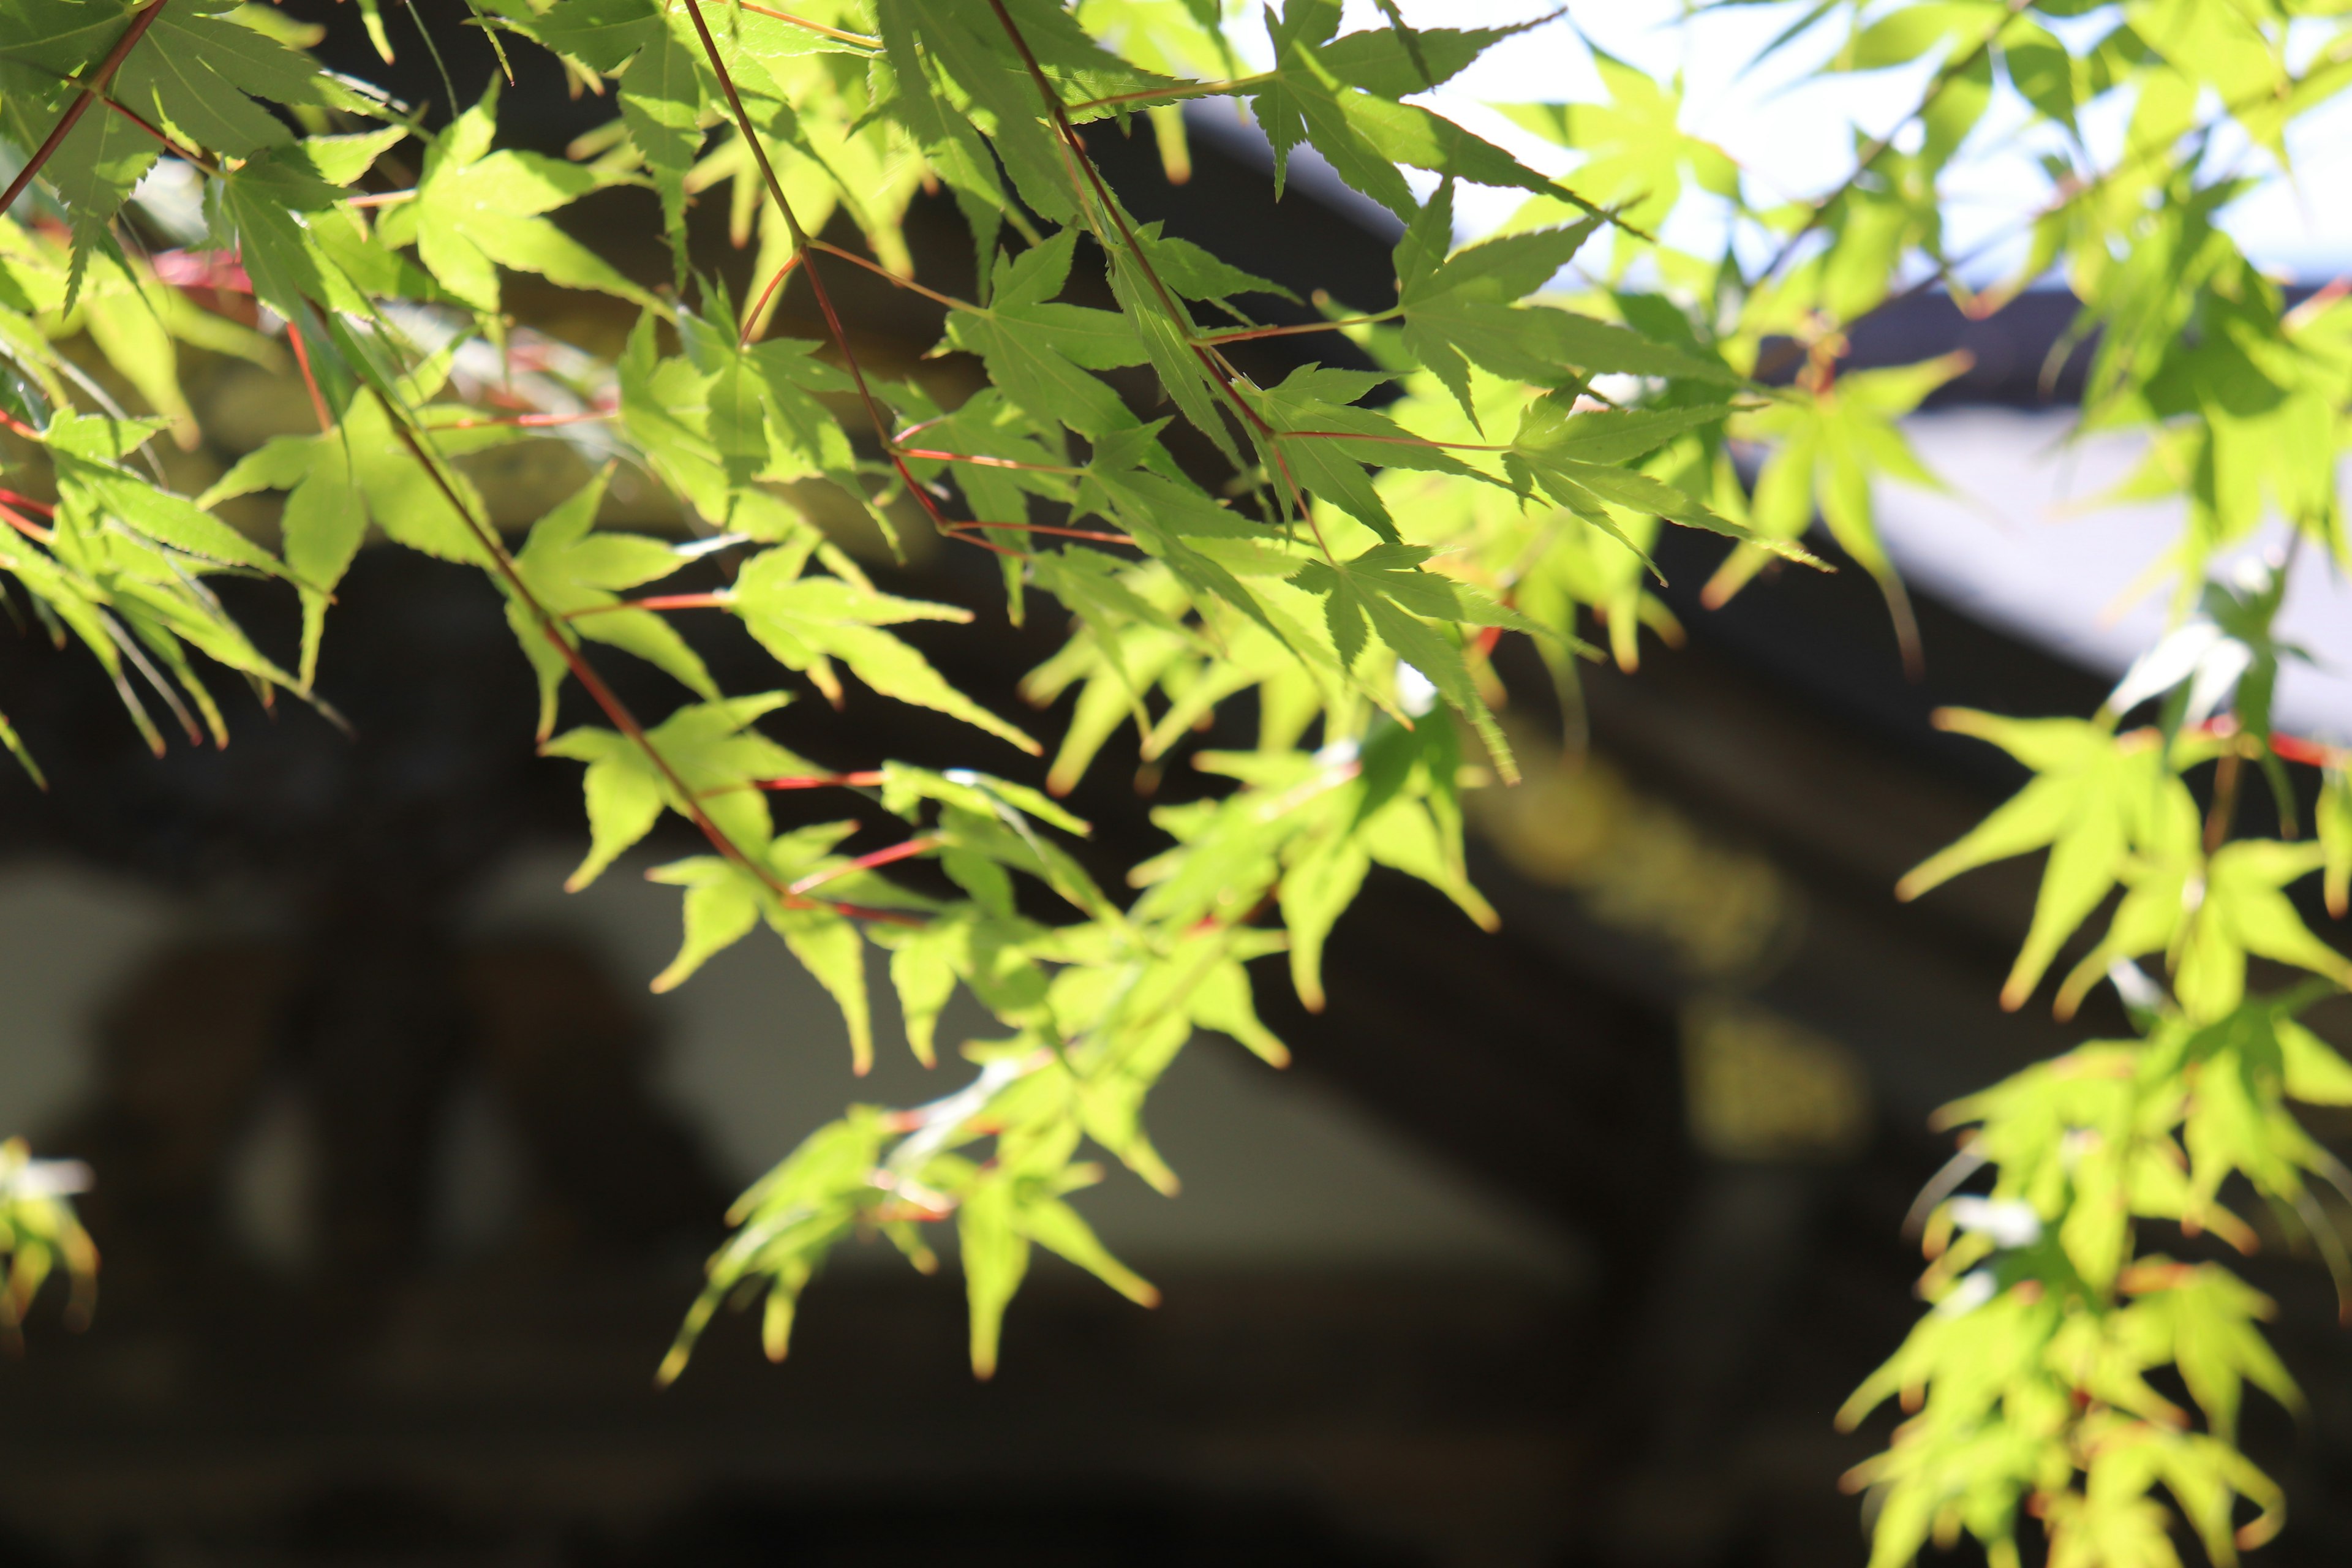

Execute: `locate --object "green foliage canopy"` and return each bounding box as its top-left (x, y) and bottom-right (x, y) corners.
top-left (2, 2), bottom-right (2352, 1563)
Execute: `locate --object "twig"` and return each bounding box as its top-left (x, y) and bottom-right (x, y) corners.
top-left (1199, 314), bottom-right (1396, 344)
top-left (679, 0), bottom-right (968, 542)
top-left (741, 252), bottom-right (801, 347)
top-left (1065, 74), bottom-right (1275, 116)
top-left (809, 239), bottom-right (974, 312)
top-left (285, 323), bottom-right (333, 435)
top-left (948, 519), bottom-right (1136, 545)
top-left (1753, 0), bottom-right (2032, 289)
top-left (367, 350), bottom-right (913, 926)
top-left (756, 770), bottom-right (886, 791)
top-left (436, 410), bottom-right (613, 430)
top-left (737, 2), bottom-right (880, 49)
top-left (788, 834), bottom-right (941, 896)
top-left (0, 0), bottom-right (173, 217)
top-left (899, 448), bottom-right (1080, 475)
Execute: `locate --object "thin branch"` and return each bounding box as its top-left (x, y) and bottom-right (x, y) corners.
top-left (899, 447), bottom-right (1081, 475)
top-left (948, 519), bottom-right (1136, 545)
top-left (0, 502), bottom-right (53, 545)
top-left (680, 0), bottom-right (978, 548)
top-left (285, 323), bottom-right (333, 435)
top-left (737, 2), bottom-right (880, 50)
top-left (1063, 73), bottom-right (1275, 116)
top-left (364, 345), bottom-right (911, 925)
top-left (741, 251), bottom-right (800, 347)
top-left (755, 770), bottom-right (886, 791)
top-left (95, 93), bottom-right (213, 173)
top-left (1198, 314), bottom-right (1396, 345)
top-left (0, 0), bottom-right (173, 217)
top-left (808, 239), bottom-right (974, 312)
top-left (1752, 0), bottom-right (2032, 289)
top-left (564, 592), bottom-right (731, 619)
top-left (788, 834), bottom-right (941, 896)
top-left (435, 409), bottom-right (613, 430)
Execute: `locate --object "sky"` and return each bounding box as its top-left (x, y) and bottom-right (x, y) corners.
top-left (1223, 1), bottom-right (2352, 282)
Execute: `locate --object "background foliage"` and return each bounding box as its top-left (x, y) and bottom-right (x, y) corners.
top-left (2, 0), bottom-right (2351, 1562)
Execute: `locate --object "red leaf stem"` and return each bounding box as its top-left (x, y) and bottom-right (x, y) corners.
top-left (787, 834), bottom-right (941, 895)
top-left (0, 502), bottom-right (53, 545)
top-left (947, 519), bottom-right (1134, 545)
top-left (755, 771), bottom-right (886, 791)
top-left (898, 447), bottom-right (1079, 475)
top-left (739, 251), bottom-right (801, 347)
top-left (285, 323), bottom-right (333, 435)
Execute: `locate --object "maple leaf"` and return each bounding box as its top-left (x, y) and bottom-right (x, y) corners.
top-left (1496, 47), bottom-right (1740, 238)
top-left (944, 229), bottom-right (1148, 440)
top-left (725, 548), bottom-right (1040, 755)
top-left (1289, 542), bottom-right (1532, 782)
top-left (1899, 713), bottom-right (2200, 1012)
top-left (542, 693), bottom-right (814, 891)
top-left (374, 82), bottom-right (651, 318)
top-left (507, 470), bottom-right (718, 739)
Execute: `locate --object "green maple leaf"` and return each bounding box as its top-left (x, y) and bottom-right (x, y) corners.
top-left (46, 413), bottom-right (282, 575)
top-left (1, 0), bottom-right (386, 293)
top-left (644, 821), bottom-right (899, 1071)
top-left (1246, 2), bottom-right (1580, 223)
top-left (543, 692), bottom-right (814, 891)
top-left (1289, 541), bottom-right (1531, 782)
top-left (374, 82), bottom-right (651, 318)
top-left (209, 131), bottom-right (419, 323)
top-left (1502, 394), bottom-right (1806, 568)
top-left (1899, 713), bottom-right (2198, 1012)
top-left (725, 548), bottom-right (1039, 755)
top-left (944, 228), bottom-right (1148, 440)
top-left (1248, 364), bottom-right (1483, 543)
top-left (507, 470), bottom-right (718, 739)
top-left (1719, 352), bottom-right (1970, 653)
top-left (1393, 186), bottom-right (1735, 420)
top-left (1496, 47), bottom-right (1740, 237)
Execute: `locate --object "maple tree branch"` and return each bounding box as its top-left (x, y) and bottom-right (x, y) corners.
top-left (0, 502), bottom-right (53, 546)
top-left (788, 834), bottom-right (941, 896)
top-left (807, 239), bottom-right (975, 312)
top-left (1753, 0), bottom-right (2032, 289)
top-left (741, 252), bottom-right (801, 347)
top-left (369, 358), bottom-right (911, 925)
top-left (436, 409), bottom-right (612, 430)
top-left (1197, 313), bottom-right (1396, 344)
top-left (1064, 74), bottom-right (1274, 115)
top-left (95, 93), bottom-right (213, 173)
top-left (755, 771), bottom-right (886, 791)
top-left (284, 323), bottom-right (333, 435)
top-left (899, 447), bottom-right (1080, 475)
top-left (0, 0), bottom-right (173, 217)
top-left (982, 0), bottom-right (1330, 552)
top-left (948, 519), bottom-right (1135, 545)
top-left (737, 2), bottom-right (879, 50)
top-left (679, 0), bottom-right (976, 546)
